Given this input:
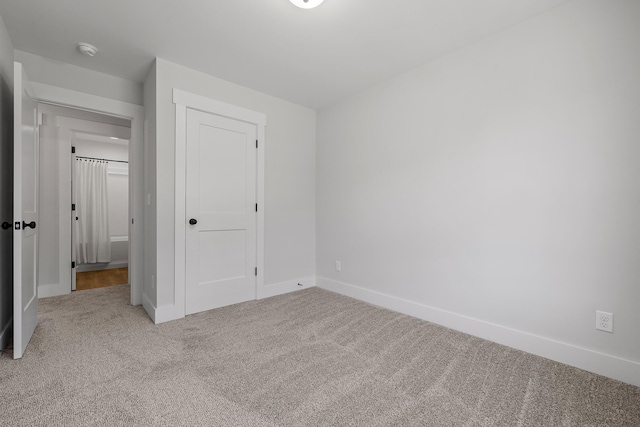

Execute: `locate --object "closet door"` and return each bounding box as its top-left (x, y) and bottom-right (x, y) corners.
top-left (184, 108), bottom-right (257, 315)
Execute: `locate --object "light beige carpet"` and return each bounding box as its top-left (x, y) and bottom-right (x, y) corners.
top-left (0, 285), bottom-right (638, 426)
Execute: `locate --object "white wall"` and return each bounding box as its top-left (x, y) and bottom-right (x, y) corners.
top-left (37, 126), bottom-right (65, 296)
top-left (0, 13), bottom-right (14, 350)
top-left (15, 50), bottom-right (143, 106)
top-left (142, 60), bottom-right (157, 312)
top-left (317, 0), bottom-right (640, 386)
top-left (74, 139), bottom-right (128, 162)
top-left (105, 164), bottom-right (129, 238)
top-left (148, 58), bottom-right (316, 321)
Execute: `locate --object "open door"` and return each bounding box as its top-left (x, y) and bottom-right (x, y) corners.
top-left (71, 145), bottom-right (76, 291)
top-left (13, 62), bottom-right (39, 359)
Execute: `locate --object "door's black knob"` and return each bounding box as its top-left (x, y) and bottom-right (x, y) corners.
top-left (23, 221), bottom-right (36, 229)
top-left (189, 218), bottom-right (197, 225)
top-left (1, 222), bottom-right (11, 230)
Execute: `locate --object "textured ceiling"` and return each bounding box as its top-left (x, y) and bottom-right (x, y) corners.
top-left (0, 0), bottom-right (570, 109)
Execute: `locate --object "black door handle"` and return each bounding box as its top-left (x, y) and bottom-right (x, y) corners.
top-left (22, 221), bottom-right (36, 229)
top-left (189, 218), bottom-right (197, 225)
top-left (1, 222), bottom-right (11, 230)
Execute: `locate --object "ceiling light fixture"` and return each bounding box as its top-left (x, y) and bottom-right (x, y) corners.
top-left (77, 42), bottom-right (98, 57)
top-left (289, 0), bottom-right (324, 9)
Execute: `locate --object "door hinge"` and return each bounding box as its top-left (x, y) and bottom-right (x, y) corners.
top-left (255, 203), bottom-right (258, 212)
top-left (71, 203), bottom-right (76, 211)
top-left (132, 218), bottom-right (134, 224)
top-left (255, 267), bottom-right (257, 276)
top-left (71, 146), bottom-right (76, 154)
top-left (256, 139), bottom-right (258, 149)
top-left (72, 261), bottom-right (76, 269)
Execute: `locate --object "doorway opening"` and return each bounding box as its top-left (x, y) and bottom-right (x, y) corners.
top-left (38, 104), bottom-right (132, 296)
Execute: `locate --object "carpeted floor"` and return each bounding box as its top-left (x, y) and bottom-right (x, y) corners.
top-left (0, 285), bottom-right (638, 426)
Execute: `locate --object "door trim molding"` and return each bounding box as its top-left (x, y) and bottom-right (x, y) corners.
top-left (173, 89), bottom-right (266, 319)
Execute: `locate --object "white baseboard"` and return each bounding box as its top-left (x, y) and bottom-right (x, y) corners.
top-left (147, 276), bottom-right (316, 324)
top-left (77, 261), bottom-right (129, 272)
top-left (316, 276), bottom-right (640, 388)
top-left (154, 305), bottom-right (185, 324)
top-left (0, 318), bottom-right (12, 352)
top-left (142, 292), bottom-right (157, 324)
top-left (38, 283), bottom-right (71, 299)
top-left (258, 276), bottom-right (316, 299)
top-left (143, 292), bottom-right (185, 325)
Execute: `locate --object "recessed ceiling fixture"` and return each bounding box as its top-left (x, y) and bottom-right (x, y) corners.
top-left (77, 42), bottom-right (98, 57)
top-left (289, 0), bottom-right (324, 9)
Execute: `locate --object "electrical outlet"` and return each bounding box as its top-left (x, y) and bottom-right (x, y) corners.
top-left (335, 261), bottom-right (341, 272)
top-left (595, 311), bottom-right (613, 333)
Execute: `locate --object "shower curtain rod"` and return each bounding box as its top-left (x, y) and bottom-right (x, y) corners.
top-left (76, 155), bottom-right (128, 164)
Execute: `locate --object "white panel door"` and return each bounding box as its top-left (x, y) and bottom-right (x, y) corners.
top-left (13, 62), bottom-right (39, 359)
top-left (71, 145), bottom-right (77, 291)
top-left (185, 109), bottom-right (257, 315)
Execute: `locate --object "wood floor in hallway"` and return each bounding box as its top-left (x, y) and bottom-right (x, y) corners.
top-left (76, 267), bottom-right (128, 291)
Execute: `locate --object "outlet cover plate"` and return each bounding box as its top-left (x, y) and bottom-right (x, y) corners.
top-left (595, 311), bottom-right (613, 333)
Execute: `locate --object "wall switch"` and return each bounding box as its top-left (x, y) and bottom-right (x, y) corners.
top-left (335, 261), bottom-right (341, 272)
top-left (595, 311), bottom-right (613, 333)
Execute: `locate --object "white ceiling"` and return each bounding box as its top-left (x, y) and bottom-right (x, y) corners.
top-left (0, 0), bottom-right (570, 109)
top-left (74, 133), bottom-right (129, 146)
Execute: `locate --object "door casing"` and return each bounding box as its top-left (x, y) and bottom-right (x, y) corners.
top-left (173, 89), bottom-right (266, 322)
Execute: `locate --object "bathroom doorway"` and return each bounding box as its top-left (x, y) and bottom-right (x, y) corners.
top-left (38, 104), bottom-right (132, 295)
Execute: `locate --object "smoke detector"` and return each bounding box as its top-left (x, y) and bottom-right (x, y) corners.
top-left (289, 0), bottom-right (324, 9)
top-left (77, 42), bottom-right (98, 57)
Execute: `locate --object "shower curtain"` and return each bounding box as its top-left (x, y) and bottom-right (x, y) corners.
top-left (75, 159), bottom-right (111, 264)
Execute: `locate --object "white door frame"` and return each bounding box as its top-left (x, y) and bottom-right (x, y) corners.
top-left (32, 83), bottom-right (144, 306)
top-left (173, 89), bottom-right (266, 318)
